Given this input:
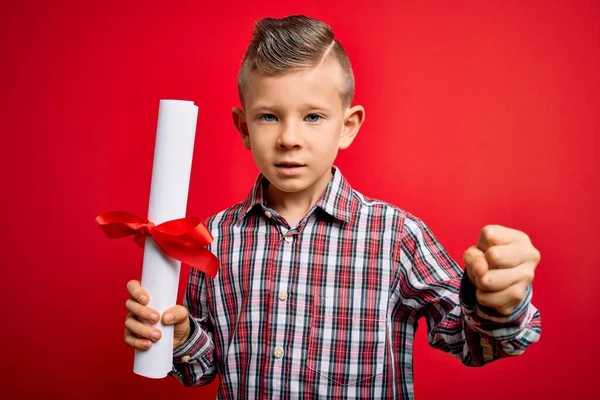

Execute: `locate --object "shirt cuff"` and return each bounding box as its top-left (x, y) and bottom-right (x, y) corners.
top-left (172, 315), bottom-right (210, 364)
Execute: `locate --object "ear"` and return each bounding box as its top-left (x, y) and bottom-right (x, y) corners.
top-left (339, 105), bottom-right (365, 150)
top-left (232, 107), bottom-right (251, 149)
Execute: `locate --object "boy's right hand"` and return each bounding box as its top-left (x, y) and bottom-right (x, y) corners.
top-left (124, 280), bottom-right (191, 351)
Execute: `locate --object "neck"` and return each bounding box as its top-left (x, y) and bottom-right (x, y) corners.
top-left (265, 170), bottom-right (333, 227)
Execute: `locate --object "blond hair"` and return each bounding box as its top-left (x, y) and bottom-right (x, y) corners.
top-left (237, 15), bottom-right (355, 108)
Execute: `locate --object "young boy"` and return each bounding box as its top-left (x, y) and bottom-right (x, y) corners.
top-left (124, 15), bottom-right (541, 399)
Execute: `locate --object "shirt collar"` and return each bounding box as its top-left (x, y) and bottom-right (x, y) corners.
top-left (236, 166), bottom-right (357, 225)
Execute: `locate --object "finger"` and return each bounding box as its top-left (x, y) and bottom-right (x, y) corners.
top-left (126, 280), bottom-right (149, 305)
top-left (162, 305), bottom-right (189, 326)
top-left (476, 281), bottom-right (529, 315)
top-left (475, 263), bottom-right (535, 292)
top-left (124, 328), bottom-right (152, 350)
top-left (477, 225), bottom-right (530, 252)
top-left (463, 246), bottom-right (489, 283)
top-left (125, 313), bottom-right (162, 342)
top-left (485, 244), bottom-right (541, 269)
top-left (125, 298), bottom-right (159, 324)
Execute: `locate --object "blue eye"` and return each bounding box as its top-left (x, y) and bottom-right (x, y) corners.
top-left (260, 114), bottom-right (277, 122)
top-left (306, 114), bottom-right (321, 123)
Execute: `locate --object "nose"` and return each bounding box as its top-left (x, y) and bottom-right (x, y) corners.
top-left (276, 121), bottom-right (303, 150)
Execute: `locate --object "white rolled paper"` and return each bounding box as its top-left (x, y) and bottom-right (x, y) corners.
top-left (134, 99), bottom-right (198, 378)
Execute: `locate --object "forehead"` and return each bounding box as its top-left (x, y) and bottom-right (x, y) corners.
top-left (244, 62), bottom-right (344, 111)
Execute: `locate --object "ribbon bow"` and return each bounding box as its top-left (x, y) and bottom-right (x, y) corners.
top-left (96, 211), bottom-right (219, 278)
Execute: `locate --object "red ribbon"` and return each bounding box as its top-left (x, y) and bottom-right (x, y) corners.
top-left (96, 211), bottom-right (219, 278)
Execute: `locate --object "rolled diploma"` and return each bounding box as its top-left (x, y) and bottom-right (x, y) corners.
top-left (133, 99), bottom-right (198, 378)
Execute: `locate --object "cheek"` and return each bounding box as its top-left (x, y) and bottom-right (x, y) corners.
top-left (313, 125), bottom-right (342, 151)
top-left (248, 135), bottom-right (271, 162)
top-left (249, 135), bottom-right (268, 151)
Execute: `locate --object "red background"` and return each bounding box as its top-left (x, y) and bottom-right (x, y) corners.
top-left (1, 0), bottom-right (598, 398)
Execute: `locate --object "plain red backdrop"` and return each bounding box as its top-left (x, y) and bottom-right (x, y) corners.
top-left (1, 0), bottom-right (598, 398)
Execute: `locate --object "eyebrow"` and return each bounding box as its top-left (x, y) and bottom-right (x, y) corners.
top-left (250, 104), bottom-right (332, 113)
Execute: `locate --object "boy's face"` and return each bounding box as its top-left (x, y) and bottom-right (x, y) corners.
top-left (232, 61), bottom-right (364, 200)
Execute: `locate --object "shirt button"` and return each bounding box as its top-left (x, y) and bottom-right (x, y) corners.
top-left (278, 290), bottom-right (288, 301)
top-left (264, 210), bottom-right (273, 218)
top-left (283, 235), bottom-right (293, 243)
top-left (181, 355), bottom-right (191, 363)
top-left (273, 347), bottom-right (284, 359)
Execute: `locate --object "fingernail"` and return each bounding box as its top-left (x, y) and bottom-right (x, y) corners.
top-left (144, 341), bottom-right (151, 348)
top-left (150, 313), bottom-right (158, 322)
top-left (164, 313), bottom-right (173, 323)
top-left (140, 295), bottom-right (148, 303)
top-left (152, 330), bottom-right (160, 339)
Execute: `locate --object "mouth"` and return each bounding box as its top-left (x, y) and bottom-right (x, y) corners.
top-left (275, 162), bottom-right (306, 168)
top-left (274, 162), bottom-right (306, 176)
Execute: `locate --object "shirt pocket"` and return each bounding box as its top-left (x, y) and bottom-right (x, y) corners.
top-left (306, 295), bottom-right (387, 386)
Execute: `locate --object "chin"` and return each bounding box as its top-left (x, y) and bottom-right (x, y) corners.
top-left (268, 178), bottom-right (309, 193)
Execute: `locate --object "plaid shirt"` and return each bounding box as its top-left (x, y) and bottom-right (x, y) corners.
top-left (172, 167), bottom-right (541, 399)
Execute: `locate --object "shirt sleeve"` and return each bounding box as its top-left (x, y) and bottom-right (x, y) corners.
top-left (169, 266), bottom-right (218, 386)
top-left (395, 215), bottom-right (542, 366)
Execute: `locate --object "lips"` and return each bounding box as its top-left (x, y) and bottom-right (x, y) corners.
top-left (274, 162), bottom-right (305, 177)
top-left (275, 162), bottom-right (305, 167)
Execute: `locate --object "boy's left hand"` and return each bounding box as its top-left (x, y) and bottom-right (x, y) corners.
top-left (463, 225), bottom-right (541, 315)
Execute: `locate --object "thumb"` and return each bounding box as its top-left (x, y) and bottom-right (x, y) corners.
top-left (472, 257), bottom-right (489, 279)
top-left (162, 305), bottom-right (189, 325)
top-left (464, 246), bottom-right (489, 286)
